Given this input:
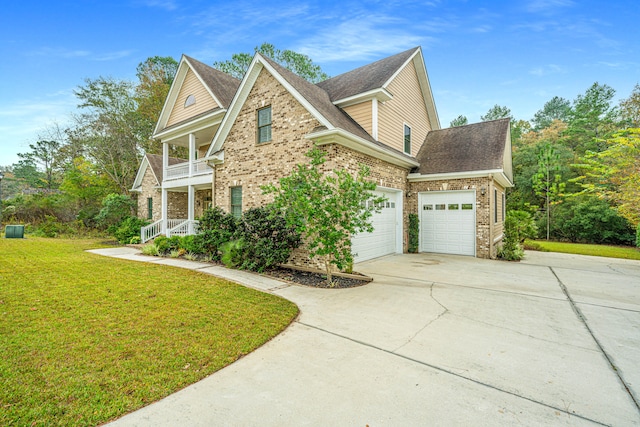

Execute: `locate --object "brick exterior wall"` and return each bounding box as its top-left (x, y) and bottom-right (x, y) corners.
top-left (167, 191), bottom-right (187, 219)
top-left (407, 177), bottom-right (503, 259)
top-left (213, 69), bottom-right (320, 212)
top-left (138, 167), bottom-right (162, 222)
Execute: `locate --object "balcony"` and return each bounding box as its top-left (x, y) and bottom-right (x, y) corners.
top-left (165, 159), bottom-right (211, 181)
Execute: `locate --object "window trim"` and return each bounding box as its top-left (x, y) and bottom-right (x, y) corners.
top-left (403, 123), bottom-right (411, 155)
top-left (257, 106), bottom-right (272, 144)
top-left (147, 197), bottom-right (153, 220)
top-left (230, 186), bottom-right (242, 218)
top-left (502, 192), bottom-right (506, 222)
top-left (494, 188), bottom-right (499, 224)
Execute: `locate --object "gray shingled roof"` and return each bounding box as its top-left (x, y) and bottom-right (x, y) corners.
top-left (261, 55), bottom-right (416, 163)
top-left (316, 47), bottom-right (419, 101)
top-left (146, 153), bottom-right (184, 183)
top-left (415, 118), bottom-right (509, 175)
top-left (184, 55), bottom-right (240, 108)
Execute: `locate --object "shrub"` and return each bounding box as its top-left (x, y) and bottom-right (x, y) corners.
top-left (33, 215), bottom-right (67, 238)
top-left (235, 206), bottom-right (301, 272)
top-left (179, 234), bottom-right (204, 254)
top-left (129, 236), bottom-right (141, 245)
top-left (113, 216), bottom-right (148, 245)
top-left (498, 210), bottom-right (537, 261)
top-left (95, 194), bottom-right (136, 231)
top-left (141, 243), bottom-right (160, 256)
top-left (195, 207), bottom-right (238, 260)
top-left (169, 248), bottom-right (186, 258)
top-left (637, 223), bottom-right (640, 248)
top-left (220, 239), bottom-right (247, 269)
top-left (545, 196), bottom-right (635, 245)
top-left (153, 236), bottom-right (171, 255)
top-left (408, 213), bottom-right (419, 253)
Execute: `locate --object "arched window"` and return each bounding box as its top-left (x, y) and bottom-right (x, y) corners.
top-left (184, 94), bottom-right (196, 108)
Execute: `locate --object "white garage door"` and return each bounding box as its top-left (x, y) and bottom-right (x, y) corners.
top-left (352, 190), bottom-right (401, 262)
top-left (419, 191), bottom-right (475, 256)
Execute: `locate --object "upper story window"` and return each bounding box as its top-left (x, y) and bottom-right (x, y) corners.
top-left (404, 124), bottom-right (411, 154)
top-left (257, 106), bottom-right (272, 143)
top-left (184, 94), bottom-right (196, 108)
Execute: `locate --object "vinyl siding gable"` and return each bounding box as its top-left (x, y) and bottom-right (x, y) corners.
top-left (343, 100), bottom-right (373, 135)
top-left (377, 62), bottom-right (431, 155)
top-left (166, 69), bottom-right (219, 127)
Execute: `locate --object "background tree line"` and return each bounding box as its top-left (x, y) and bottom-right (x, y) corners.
top-left (452, 83), bottom-right (640, 245)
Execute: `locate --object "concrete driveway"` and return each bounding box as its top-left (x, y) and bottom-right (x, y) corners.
top-left (99, 248), bottom-right (640, 426)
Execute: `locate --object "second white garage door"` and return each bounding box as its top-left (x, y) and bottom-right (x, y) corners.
top-left (419, 191), bottom-right (476, 256)
top-left (352, 189), bottom-right (401, 263)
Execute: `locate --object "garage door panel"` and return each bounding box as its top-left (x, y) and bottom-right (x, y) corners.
top-left (352, 190), bottom-right (401, 263)
top-left (420, 191), bottom-right (475, 256)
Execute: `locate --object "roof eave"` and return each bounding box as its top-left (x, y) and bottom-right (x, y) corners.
top-left (333, 88), bottom-right (393, 108)
top-left (308, 128), bottom-right (419, 169)
top-left (408, 169), bottom-right (513, 187)
top-left (154, 108), bottom-right (226, 141)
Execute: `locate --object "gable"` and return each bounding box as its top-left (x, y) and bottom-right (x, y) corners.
top-left (378, 60), bottom-right (431, 155)
top-left (166, 68), bottom-right (219, 128)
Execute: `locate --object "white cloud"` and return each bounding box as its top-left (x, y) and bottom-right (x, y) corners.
top-left (28, 47), bottom-right (134, 62)
top-left (294, 15), bottom-right (427, 62)
top-left (526, 0), bottom-right (574, 14)
top-left (141, 0), bottom-right (178, 11)
top-left (93, 50), bottom-right (135, 61)
top-left (529, 64), bottom-right (567, 76)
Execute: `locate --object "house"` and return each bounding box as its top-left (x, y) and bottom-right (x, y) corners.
top-left (134, 46), bottom-right (513, 265)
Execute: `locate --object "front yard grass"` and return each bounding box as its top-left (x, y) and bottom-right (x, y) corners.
top-left (0, 238), bottom-right (298, 426)
top-left (527, 239), bottom-right (640, 261)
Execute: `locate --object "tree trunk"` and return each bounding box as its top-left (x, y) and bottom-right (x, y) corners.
top-left (324, 258), bottom-right (333, 285)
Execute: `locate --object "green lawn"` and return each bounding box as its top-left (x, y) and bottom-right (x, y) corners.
top-left (0, 237), bottom-right (298, 426)
top-left (527, 239), bottom-right (640, 261)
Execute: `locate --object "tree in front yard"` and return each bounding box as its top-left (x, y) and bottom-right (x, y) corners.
top-left (262, 147), bottom-right (386, 284)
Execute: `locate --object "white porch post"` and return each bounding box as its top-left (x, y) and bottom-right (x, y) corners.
top-left (188, 133), bottom-right (196, 178)
top-left (161, 188), bottom-right (168, 234)
top-left (188, 185), bottom-right (195, 234)
top-left (162, 142), bottom-right (169, 181)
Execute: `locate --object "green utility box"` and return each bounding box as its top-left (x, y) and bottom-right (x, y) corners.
top-left (5, 225), bottom-right (25, 239)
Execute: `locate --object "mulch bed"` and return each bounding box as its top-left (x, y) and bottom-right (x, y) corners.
top-left (262, 266), bottom-right (370, 289)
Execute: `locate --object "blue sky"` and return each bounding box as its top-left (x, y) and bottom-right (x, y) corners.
top-left (1, 0), bottom-right (638, 166)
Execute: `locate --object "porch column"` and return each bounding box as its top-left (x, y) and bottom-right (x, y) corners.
top-left (188, 133), bottom-right (196, 178)
top-left (188, 185), bottom-right (195, 234)
top-left (161, 188), bottom-right (168, 234)
top-left (162, 142), bottom-right (169, 181)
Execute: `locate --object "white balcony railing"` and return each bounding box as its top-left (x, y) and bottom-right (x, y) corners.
top-left (165, 159), bottom-right (211, 181)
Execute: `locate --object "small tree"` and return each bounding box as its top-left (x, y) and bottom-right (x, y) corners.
top-left (532, 143), bottom-right (565, 240)
top-left (263, 147), bottom-right (386, 284)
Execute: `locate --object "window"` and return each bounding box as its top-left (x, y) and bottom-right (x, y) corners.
top-left (435, 204), bottom-right (446, 210)
top-left (404, 124), bottom-right (411, 154)
top-left (147, 197), bottom-right (153, 220)
top-left (461, 203), bottom-right (473, 210)
top-left (494, 188), bottom-right (498, 223)
top-left (423, 204), bottom-right (433, 210)
top-left (502, 192), bottom-right (506, 222)
top-left (184, 94), bottom-right (196, 108)
top-left (257, 106), bottom-right (272, 143)
top-left (448, 204), bottom-right (459, 210)
top-left (230, 187), bottom-right (242, 218)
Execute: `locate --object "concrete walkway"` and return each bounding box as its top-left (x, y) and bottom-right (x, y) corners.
top-left (89, 247), bottom-right (640, 426)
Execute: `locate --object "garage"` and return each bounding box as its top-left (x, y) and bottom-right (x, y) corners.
top-left (352, 189), bottom-right (402, 262)
top-left (419, 190), bottom-right (476, 256)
